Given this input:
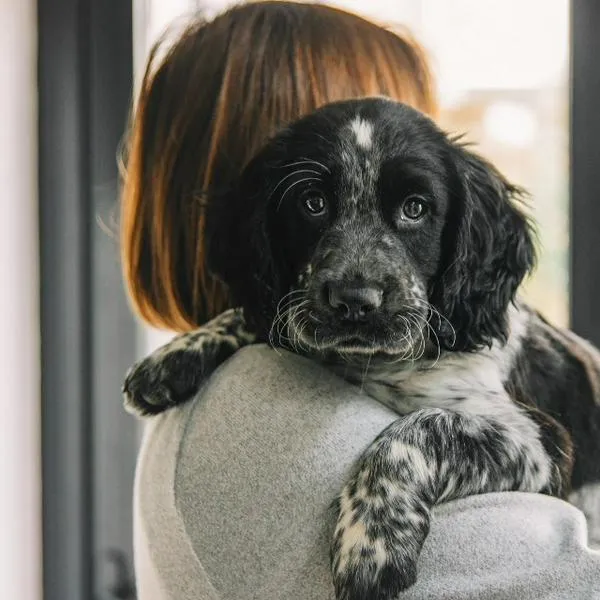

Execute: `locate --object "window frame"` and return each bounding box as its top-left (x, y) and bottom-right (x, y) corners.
top-left (39, 1), bottom-right (137, 598)
top-left (570, 0), bottom-right (600, 344)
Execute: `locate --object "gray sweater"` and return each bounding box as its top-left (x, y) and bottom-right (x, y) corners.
top-left (133, 345), bottom-right (600, 599)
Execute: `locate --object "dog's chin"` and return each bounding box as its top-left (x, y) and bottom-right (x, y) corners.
top-left (290, 319), bottom-right (421, 358)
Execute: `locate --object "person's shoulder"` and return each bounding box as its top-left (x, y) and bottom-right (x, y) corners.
top-left (211, 344), bottom-right (342, 394)
top-left (217, 343), bottom-right (312, 379)
top-left (136, 342), bottom-right (395, 512)
top-left (135, 344), bottom-right (357, 466)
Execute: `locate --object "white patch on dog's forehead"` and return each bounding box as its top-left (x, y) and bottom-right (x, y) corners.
top-left (349, 117), bottom-right (374, 149)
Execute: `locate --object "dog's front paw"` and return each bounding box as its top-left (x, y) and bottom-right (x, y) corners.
top-left (331, 476), bottom-right (429, 600)
top-left (123, 343), bottom-right (209, 416)
top-left (123, 310), bottom-right (254, 417)
top-left (333, 548), bottom-right (417, 600)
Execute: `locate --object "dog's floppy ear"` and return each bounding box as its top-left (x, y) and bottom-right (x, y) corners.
top-left (431, 140), bottom-right (536, 351)
top-left (205, 153), bottom-right (287, 338)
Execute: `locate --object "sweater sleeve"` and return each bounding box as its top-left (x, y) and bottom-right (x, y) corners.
top-left (133, 345), bottom-right (600, 600)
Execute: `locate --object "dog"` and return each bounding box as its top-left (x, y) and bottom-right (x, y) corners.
top-left (124, 98), bottom-right (600, 599)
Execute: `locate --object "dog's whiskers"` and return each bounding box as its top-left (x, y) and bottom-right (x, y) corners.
top-left (422, 316), bottom-right (442, 368)
top-left (271, 293), bottom-right (314, 353)
top-left (405, 296), bottom-right (456, 348)
top-left (283, 157), bottom-right (331, 174)
top-left (268, 169), bottom-right (321, 202)
top-left (390, 315), bottom-right (415, 365)
top-left (359, 351), bottom-right (373, 392)
top-left (308, 311), bottom-right (323, 324)
top-left (294, 316), bottom-right (312, 353)
top-left (406, 313), bottom-right (424, 361)
top-left (269, 290), bottom-right (309, 350)
top-left (288, 301), bottom-right (309, 353)
top-left (277, 177), bottom-right (323, 210)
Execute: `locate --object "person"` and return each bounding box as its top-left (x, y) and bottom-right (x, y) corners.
top-left (121, 3), bottom-right (600, 599)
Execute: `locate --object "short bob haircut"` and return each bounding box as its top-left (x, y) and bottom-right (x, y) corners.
top-left (121, 1), bottom-right (438, 331)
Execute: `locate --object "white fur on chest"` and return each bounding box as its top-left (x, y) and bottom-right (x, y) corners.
top-left (335, 304), bottom-right (528, 420)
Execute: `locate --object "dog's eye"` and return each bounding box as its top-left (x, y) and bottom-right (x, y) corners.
top-left (400, 195), bottom-right (428, 221)
top-left (302, 195), bottom-right (327, 217)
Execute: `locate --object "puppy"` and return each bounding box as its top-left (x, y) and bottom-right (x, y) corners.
top-left (124, 98), bottom-right (600, 599)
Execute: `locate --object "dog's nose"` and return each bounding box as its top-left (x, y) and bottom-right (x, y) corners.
top-left (328, 284), bottom-right (383, 321)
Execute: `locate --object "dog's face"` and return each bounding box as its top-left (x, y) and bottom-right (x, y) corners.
top-left (208, 98), bottom-right (535, 356)
top-left (260, 105), bottom-right (450, 356)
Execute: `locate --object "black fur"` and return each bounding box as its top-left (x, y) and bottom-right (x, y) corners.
top-left (506, 310), bottom-right (600, 489)
top-left (431, 144), bottom-right (536, 350)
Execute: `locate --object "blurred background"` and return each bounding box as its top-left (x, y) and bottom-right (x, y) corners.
top-left (2, 0), bottom-right (598, 599)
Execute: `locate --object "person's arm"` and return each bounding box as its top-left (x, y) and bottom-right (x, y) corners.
top-left (415, 492), bottom-right (600, 600)
top-left (133, 346), bottom-right (600, 600)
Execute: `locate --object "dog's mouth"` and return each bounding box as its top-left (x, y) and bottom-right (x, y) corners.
top-left (269, 283), bottom-right (435, 357)
top-left (286, 313), bottom-right (428, 357)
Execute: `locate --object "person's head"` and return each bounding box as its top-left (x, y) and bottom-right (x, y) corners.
top-left (121, 0), bottom-right (438, 331)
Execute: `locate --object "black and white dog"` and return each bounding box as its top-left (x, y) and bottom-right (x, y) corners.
top-left (124, 98), bottom-right (600, 599)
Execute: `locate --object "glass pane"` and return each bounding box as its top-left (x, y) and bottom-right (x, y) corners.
top-left (429, 0), bottom-right (569, 328)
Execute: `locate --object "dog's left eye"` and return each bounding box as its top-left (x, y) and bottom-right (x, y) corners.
top-left (400, 195), bottom-right (428, 221)
top-left (302, 194), bottom-right (327, 217)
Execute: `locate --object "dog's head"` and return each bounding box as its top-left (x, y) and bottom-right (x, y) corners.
top-left (207, 98), bottom-right (535, 356)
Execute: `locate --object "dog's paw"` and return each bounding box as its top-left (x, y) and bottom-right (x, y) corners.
top-left (123, 345), bottom-right (208, 416)
top-left (331, 475), bottom-right (429, 600)
top-left (123, 309), bottom-right (254, 417)
top-left (334, 561), bottom-right (417, 600)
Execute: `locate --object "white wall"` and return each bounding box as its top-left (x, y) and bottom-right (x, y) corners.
top-left (0, 1), bottom-right (42, 599)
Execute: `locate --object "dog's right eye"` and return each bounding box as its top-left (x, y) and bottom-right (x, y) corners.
top-left (301, 194), bottom-right (327, 217)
